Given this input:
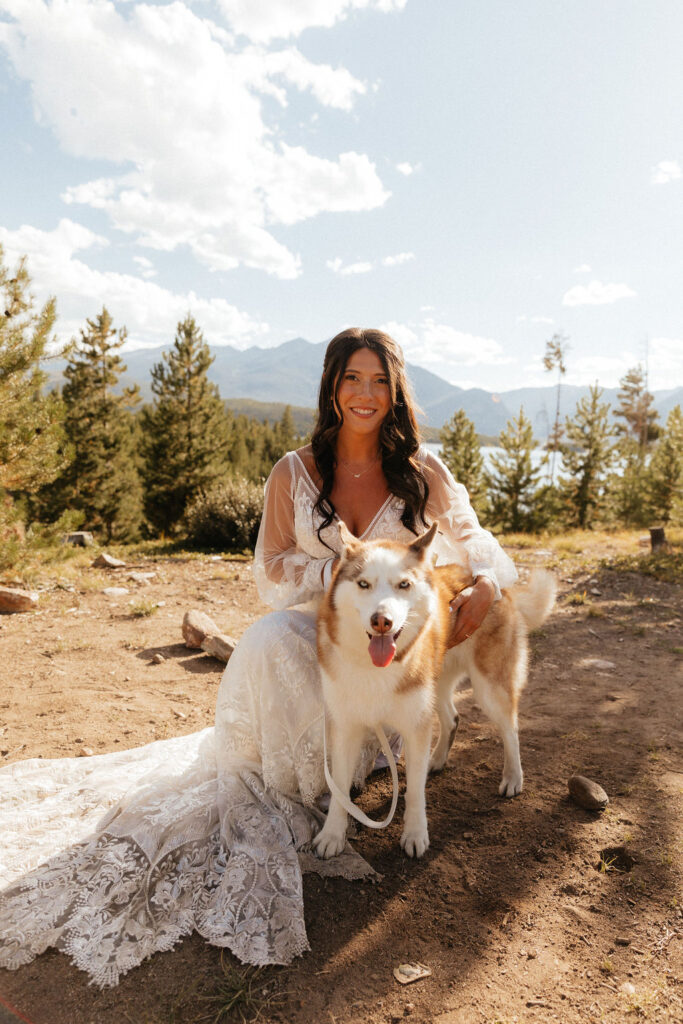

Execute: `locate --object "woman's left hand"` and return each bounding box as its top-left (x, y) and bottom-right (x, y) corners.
top-left (447, 576), bottom-right (496, 648)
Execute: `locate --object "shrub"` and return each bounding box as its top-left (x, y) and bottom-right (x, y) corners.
top-left (183, 476), bottom-right (264, 551)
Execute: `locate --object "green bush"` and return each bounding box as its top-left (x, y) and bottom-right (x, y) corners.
top-left (183, 477), bottom-right (264, 551)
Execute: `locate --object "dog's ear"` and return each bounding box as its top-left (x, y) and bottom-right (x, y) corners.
top-left (337, 519), bottom-right (361, 557)
top-left (408, 521), bottom-right (438, 559)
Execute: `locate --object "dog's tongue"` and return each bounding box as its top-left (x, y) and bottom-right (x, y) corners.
top-left (368, 633), bottom-right (397, 668)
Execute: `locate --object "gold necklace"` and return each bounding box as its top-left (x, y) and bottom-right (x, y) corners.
top-left (338, 454), bottom-right (380, 479)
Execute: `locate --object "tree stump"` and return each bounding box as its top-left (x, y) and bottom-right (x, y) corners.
top-left (649, 527), bottom-right (667, 552)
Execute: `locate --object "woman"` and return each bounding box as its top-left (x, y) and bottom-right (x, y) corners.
top-left (0, 328), bottom-right (516, 986)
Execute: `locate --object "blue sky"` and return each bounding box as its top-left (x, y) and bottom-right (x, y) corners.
top-left (1, 0), bottom-right (681, 392)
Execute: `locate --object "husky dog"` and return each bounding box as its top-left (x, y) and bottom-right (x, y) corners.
top-left (313, 522), bottom-right (556, 860)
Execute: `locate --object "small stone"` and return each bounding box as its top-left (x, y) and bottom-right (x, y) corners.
top-left (78, 746), bottom-right (94, 757)
top-left (615, 936), bottom-right (631, 946)
top-left (173, 709), bottom-right (186, 719)
top-left (103, 587), bottom-right (129, 597)
top-left (463, 831), bottom-right (474, 840)
top-left (620, 981), bottom-right (636, 995)
top-left (404, 1003), bottom-right (415, 1015)
top-left (128, 571), bottom-right (154, 585)
top-left (590, 588), bottom-right (602, 596)
top-left (577, 657), bottom-right (616, 670)
top-left (568, 775), bottom-right (609, 811)
top-left (151, 653), bottom-right (166, 664)
top-left (92, 553), bottom-right (126, 569)
top-left (74, 737), bottom-right (84, 743)
top-left (0, 587), bottom-right (39, 613)
top-left (393, 962), bottom-right (432, 985)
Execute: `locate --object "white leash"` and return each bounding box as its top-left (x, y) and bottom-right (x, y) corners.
top-left (322, 708), bottom-right (400, 830)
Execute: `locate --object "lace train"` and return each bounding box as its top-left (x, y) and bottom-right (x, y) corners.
top-left (0, 611), bottom-right (379, 986)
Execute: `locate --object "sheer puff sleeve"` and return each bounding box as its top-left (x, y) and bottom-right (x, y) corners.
top-left (253, 453), bottom-right (337, 610)
top-left (420, 447), bottom-right (517, 599)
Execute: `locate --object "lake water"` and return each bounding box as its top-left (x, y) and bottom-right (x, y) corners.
top-left (424, 442), bottom-right (560, 477)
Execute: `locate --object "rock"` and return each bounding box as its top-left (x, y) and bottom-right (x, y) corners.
top-left (568, 775), bottom-right (609, 810)
top-left (615, 936), bottom-right (631, 946)
top-left (393, 962), bottom-right (432, 985)
top-left (103, 587), bottom-right (129, 597)
top-left (0, 587), bottom-right (39, 613)
top-left (590, 588), bottom-right (602, 596)
top-left (182, 609), bottom-right (221, 648)
top-left (404, 1003), bottom-right (415, 1015)
top-left (577, 657), bottom-right (616, 671)
top-left (619, 982), bottom-right (636, 996)
top-left (151, 653), bottom-right (166, 664)
top-left (78, 746), bottom-right (94, 757)
top-left (92, 553), bottom-right (126, 569)
top-left (128, 571), bottom-right (154, 584)
top-left (201, 634), bottom-right (236, 663)
top-left (65, 531), bottom-right (94, 547)
top-left (463, 831), bottom-right (474, 840)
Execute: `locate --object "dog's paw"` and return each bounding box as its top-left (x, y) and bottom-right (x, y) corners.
top-left (400, 826), bottom-right (430, 858)
top-left (428, 748), bottom-right (449, 773)
top-left (312, 827), bottom-right (346, 859)
top-left (498, 771), bottom-right (523, 798)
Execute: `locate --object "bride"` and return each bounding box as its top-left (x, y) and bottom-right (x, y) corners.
top-left (0, 328), bottom-right (517, 986)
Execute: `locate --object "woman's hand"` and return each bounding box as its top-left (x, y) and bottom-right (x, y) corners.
top-left (447, 576), bottom-right (496, 648)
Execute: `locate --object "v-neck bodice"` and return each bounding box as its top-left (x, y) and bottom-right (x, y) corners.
top-left (291, 450), bottom-right (396, 543)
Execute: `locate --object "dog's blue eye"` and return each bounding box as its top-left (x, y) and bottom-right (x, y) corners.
top-left (398, 580), bottom-right (411, 589)
top-left (357, 580), bottom-right (370, 589)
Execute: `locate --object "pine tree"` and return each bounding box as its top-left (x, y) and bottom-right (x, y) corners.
top-left (542, 332), bottom-right (569, 485)
top-left (560, 384), bottom-right (616, 528)
top-left (0, 249), bottom-right (68, 495)
top-left (610, 365), bottom-right (660, 526)
top-left (49, 308), bottom-right (142, 541)
top-left (140, 315), bottom-right (231, 534)
top-left (648, 405), bottom-right (683, 524)
top-left (486, 409), bottom-right (541, 532)
top-left (440, 409), bottom-right (487, 516)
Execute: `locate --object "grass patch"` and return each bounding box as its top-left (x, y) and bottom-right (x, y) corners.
top-left (194, 958), bottom-right (277, 1023)
top-left (129, 599), bottom-right (160, 618)
top-left (603, 544), bottom-right (683, 585)
top-left (565, 590), bottom-right (589, 606)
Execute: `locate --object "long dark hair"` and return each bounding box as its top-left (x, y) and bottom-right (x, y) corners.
top-left (311, 327), bottom-right (429, 542)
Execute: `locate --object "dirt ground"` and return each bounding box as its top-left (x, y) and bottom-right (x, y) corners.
top-left (0, 539), bottom-right (681, 1024)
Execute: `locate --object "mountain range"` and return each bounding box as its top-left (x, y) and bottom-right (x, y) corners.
top-left (49, 337), bottom-right (682, 440)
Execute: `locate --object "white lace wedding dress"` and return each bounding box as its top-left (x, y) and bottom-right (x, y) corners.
top-left (0, 448), bottom-right (516, 986)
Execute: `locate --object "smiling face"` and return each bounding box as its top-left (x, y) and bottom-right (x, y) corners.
top-left (335, 347), bottom-right (392, 437)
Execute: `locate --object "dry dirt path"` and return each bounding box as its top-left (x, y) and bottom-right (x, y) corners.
top-left (0, 548), bottom-right (681, 1024)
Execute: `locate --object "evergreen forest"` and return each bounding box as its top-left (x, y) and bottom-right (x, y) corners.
top-left (1, 250), bottom-right (681, 564)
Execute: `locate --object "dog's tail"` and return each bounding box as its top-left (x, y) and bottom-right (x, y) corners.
top-left (514, 570), bottom-right (557, 631)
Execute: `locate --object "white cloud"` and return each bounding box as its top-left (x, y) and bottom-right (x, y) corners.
top-left (0, 219), bottom-right (268, 349)
top-left (573, 263), bottom-right (592, 274)
top-left (381, 318), bottom-right (512, 369)
top-left (648, 337), bottom-right (683, 391)
top-left (562, 280), bottom-right (637, 307)
top-left (133, 255), bottom-right (156, 279)
top-left (650, 160), bottom-right (681, 185)
top-left (381, 251), bottom-right (415, 266)
top-left (327, 250), bottom-right (414, 274)
top-left (1, 0), bottom-right (391, 279)
top-left (217, 0), bottom-right (407, 44)
top-left (396, 161), bottom-right (420, 176)
top-left (530, 315), bottom-right (554, 325)
top-left (326, 257), bottom-right (373, 275)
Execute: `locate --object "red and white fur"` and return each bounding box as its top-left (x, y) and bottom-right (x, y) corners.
top-left (313, 522), bottom-right (556, 860)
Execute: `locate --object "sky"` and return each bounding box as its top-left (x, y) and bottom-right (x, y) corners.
top-left (0, 0), bottom-right (681, 393)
